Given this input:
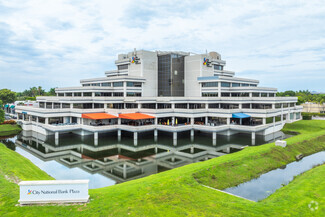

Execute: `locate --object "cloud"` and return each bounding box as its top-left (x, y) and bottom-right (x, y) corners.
top-left (0, 0), bottom-right (325, 92)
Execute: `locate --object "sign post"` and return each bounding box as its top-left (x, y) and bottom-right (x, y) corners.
top-left (18, 180), bottom-right (89, 205)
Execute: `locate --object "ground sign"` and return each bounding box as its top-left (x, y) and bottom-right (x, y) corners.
top-left (18, 180), bottom-right (89, 205)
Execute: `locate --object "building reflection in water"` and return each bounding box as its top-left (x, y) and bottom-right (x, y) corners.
top-left (9, 130), bottom-right (288, 188)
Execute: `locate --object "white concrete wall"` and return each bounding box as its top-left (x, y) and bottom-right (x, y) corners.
top-left (184, 55), bottom-right (202, 97)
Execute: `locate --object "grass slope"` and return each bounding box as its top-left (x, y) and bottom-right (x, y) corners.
top-left (0, 120), bottom-right (324, 216)
top-left (0, 124), bottom-right (22, 137)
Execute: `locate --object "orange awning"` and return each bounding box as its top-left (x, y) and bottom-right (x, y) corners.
top-left (119, 113), bottom-right (155, 120)
top-left (82, 113), bottom-right (117, 120)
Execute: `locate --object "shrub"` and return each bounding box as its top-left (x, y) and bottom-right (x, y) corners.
top-left (302, 115), bottom-right (312, 120)
top-left (1, 120), bottom-right (17, 125)
top-left (0, 109), bottom-right (4, 123)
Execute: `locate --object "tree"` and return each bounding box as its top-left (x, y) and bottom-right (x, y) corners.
top-left (0, 89), bottom-right (16, 105)
top-left (47, 88), bottom-right (56, 96)
top-left (0, 109), bottom-right (4, 123)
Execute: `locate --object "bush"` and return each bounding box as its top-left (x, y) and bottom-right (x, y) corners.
top-left (1, 120), bottom-right (17, 125)
top-left (302, 115), bottom-right (312, 120)
top-left (0, 109), bottom-right (4, 123)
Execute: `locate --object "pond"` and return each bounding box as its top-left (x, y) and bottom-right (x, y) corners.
top-left (224, 151), bottom-right (325, 201)
top-left (1, 130), bottom-right (290, 189)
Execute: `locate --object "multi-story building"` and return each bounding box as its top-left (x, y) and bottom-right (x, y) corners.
top-left (15, 49), bottom-right (302, 146)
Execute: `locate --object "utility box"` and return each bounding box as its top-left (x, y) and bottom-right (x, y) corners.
top-left (275, 140), bottom-right (287, 147)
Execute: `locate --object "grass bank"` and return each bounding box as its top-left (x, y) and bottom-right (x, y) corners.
top-left (0, 120), bottom-right (324, 216)
top-left (0, 124), bottom-right (22, 137)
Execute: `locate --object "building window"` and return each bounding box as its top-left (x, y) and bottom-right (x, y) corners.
top-left (261, 93), bottom-right (268, 97)
top-left (220, 104), bottom-right (239, 109)
top-left (283, 103), bottom-right (288, 108)
top-left (107, 103), bottom-right (124, 109)
top-left (83, 92), bottom-right (92, 97)
top-left (157, 103), bottom-right (172, 109)
top-left (189, 104), bottom-right (205, 109)
top-left (252, 104), bottom-right (272, 109)
top-left (82, 84), bottom-right (90, 86)
top-left (221, 92), bottom-right (230, 97)
top-left (275, 103), bottom-right (281, 109)
top-left (91, 83), bottom-right (100, 86)
top-left (208, 103), bottom-right (219, 109)
top-left (232, 83), bottom-right (240, 87)
top-left (125, 103), bottom-right (138, 109)
top-left (58, 93), bottom-right (64, 97)
top-left (269, 93), bottom-right (275, 97)
top-left (252, 93), bottom-right (260, 97)
top-left (242, 104), bottom-right (250, 109)
top-left (175, 103), bottom-right (187, 109)
top-left (94, 103), bottom-right (104, 108)
top-left (113, 92), bottom-right (124, 97)
top-left (127, 82), bottom-right (142, 87)
top-left (141, 103), bottom-right (156, 109)
top-left (46, 103), bottom-right (52, 109)
top-left (39, 102), bottom-right (45, 108)
top-left (65, 93), bottom-right (72, 97)
top-left (250, 84), bottom-right (257, 87)
top-left (214, 65), bottom-right (223, 70)
top-left (241, 93), bottom-right (249, 97)
top-left (202, 92), bottom-right (218, 97)
top-left (221, 82), bottom-right (230, 87)
top-left (74, 92), bottom-right (82, 97)
top-left (113, 82), bottom-right (123, 87)
top-left (241, 83), bottom-right (249, 87)
top-left (73, 104), bottom-right (83, 109)
top-left (118, 64), bottom-right (128, 70)
top-left (53, 103), bottom-right (60, 109)
top-left (62, 103), bottom-right (70, 109)
top-left (101, 82), bottom-right (111, 87)
top-left (202, 82), bottom-right (218, 87)
top-left (126, 92), bottom-right (141, 97)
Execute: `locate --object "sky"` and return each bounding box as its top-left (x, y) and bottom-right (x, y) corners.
top-left (0, 0), bottom-right (325, 92)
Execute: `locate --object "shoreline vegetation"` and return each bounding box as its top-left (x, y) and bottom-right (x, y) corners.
top-left (0, 120), bottom-right (324, 216)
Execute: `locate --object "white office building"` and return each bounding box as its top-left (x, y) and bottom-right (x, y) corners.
top-left (16, 49), bottom-right (302, 145)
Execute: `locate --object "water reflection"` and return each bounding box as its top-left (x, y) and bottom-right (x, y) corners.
top-left (1, 130), bottom-right (289, 189)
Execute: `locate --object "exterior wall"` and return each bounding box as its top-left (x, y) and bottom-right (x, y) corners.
top-left (302, 103), bottom-right (325, 113)
top-left (138, 51), bottom-right (158, 97)
top-left (184, 55), bottom-right (202, 97)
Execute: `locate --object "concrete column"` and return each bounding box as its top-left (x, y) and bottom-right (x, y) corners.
top-left (123, 163), bottom-right (127, 179)
top-left (134, 132), bottom-right (138, 146)
top-left (36, 117), bottom-right (39, 123)
top-left (117, 130), bottom-right (121, 141)
top-left (263, 118), bottom-right (266, 125)
top-left (240, 118), bottom-right (242, 125)
top-left (212, 132), bottom-right (217, 146)
top-left (70, 103), bottom-right (73, 109)
top-left (272, 104), bottom-right (275, 109)
top-left (70, 117), bottom-right (72, 123)
top-left (249, 92), bottom-right (252, 97)
top-left (118, 118), bottom-right (121, 125)
top-left (218, 81), bottom-right (221, 97)
top-left (28, 116), bottom-right (31, 122)
top-left (190, 129), bottom-right (194, 142)
top-left (171, 103), bottom-right (175, 109)
top-left (173, 132), bottom-right (177, 146)
top-left (190, 146), bottom-right (194, 154)
top-left (154, 129), bottom-right (158, 142)
top-left (251, 132), bottom-right (256, 140)
top-left (104, 103), bottom-right (107, 109)
top-left (55, 132), bottom-right (59, 146)
top-left (205, 116), bottom-right (208, 125)
top-left (45, 118), bottom-right (49, 125)
top-left (92, 92), bottom-right (95, 97)
top-left (154, 118), bottom-right (158, 125)
top-left (191, 118), bottom-right (194, 125)
top-left (94, 132), bottom-right (98, 146)
top-left (227, 118), bottom-right (230, 125)
top-left (239, 104), bottom-right (242, 109)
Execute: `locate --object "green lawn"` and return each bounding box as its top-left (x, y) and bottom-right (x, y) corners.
top-left (0, 124), bottom-right (22, 137)
top-left (0, 120), bottom-right (324, 216)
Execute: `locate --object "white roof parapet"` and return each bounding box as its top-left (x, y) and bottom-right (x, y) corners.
top-left (80, 76), bottom-right (145, 84)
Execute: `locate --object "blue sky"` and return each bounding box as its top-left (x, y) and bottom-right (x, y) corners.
top-left (0, 0), bottom-right (325, 92)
